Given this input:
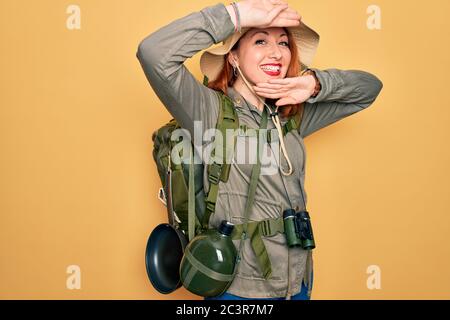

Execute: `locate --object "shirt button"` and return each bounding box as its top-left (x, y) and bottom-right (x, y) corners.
top-left (236, 98), bottom-right (241, 104)
top-left (295, 205), bottom-right (300, 211)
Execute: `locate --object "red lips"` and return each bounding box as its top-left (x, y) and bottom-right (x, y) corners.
top-left (260, 63), bottom-right (282, 76)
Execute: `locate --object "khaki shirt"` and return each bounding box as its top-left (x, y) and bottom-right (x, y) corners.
top-left (137, 2), bottom-right (383, 298)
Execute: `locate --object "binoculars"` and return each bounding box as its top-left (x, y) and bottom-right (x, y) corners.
top-left (283, 209), bottom-right (316, 250)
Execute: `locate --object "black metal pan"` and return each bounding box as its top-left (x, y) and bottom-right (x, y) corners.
top-left (145, 223), bottom-right (187, 294)
top-left (145, 157), bottom-right (188, 294)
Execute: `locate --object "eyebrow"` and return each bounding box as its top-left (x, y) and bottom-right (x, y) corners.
top-left (251, 31), bottom-right (288, 38)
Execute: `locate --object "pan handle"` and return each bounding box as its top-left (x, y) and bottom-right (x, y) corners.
top-left (165, 154), bottom-right (178, 227)
top-left (158, 187), bottom-right (181, 224)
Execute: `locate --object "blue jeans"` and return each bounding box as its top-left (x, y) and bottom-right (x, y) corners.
top-left (205, 273), bottom-right (313, 300)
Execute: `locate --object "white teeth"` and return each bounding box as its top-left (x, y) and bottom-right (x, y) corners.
top-left (261, 65), bottom-right (280, 72)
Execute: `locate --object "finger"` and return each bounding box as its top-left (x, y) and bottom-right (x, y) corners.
top-left (276, 3), bottom-right (301, 18)
top-left (254, 86), bottom-right (288, 94)
top-left (267, 78), bottom-right (292, 85)
top-left (255, 91), bottom-right (285, 99)
top-left (267, 3), bottom-right (289, 22)
top-left (277, 11), bottom-right (301, 21)
top-left (255, 82), bottom-right (285, 90)
top-left (277, 7), bottom-right (301, 20)
top-left (278, 7), bottom-right (298, 14)
top-left (275, 97), bottom-right (296, 106)
top-left (256, 81), bottom-right (295, 90)
top-left (269, 0), bottom-right (288, 4)
top-left (271, 17), bottom-right (301, 27)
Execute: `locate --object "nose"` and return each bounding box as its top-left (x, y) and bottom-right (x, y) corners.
top-left (268, 43), bottom-right (282, 60)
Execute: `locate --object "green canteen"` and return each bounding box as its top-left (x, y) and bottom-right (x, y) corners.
top-left (179, 220), bottom-right (237, 297)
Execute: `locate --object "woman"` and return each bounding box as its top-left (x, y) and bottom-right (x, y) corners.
top-left (137, 0), bottom-right (383, 300)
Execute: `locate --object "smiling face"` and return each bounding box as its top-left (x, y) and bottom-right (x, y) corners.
top-left (228, 27), bottom-right (292, 85)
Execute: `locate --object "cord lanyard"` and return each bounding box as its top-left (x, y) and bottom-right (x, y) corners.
top-left (244, 101), bottom-right (307, 211)
top-left (234, 65), bottom-right (307, 210)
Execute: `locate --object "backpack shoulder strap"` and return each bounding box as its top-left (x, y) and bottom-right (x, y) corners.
top-left (202, 91), bottom-right (239, 230)
top-left (294, 102), bottom-right (305, 131)
top-left (282, 103), bottom-right (305, 136)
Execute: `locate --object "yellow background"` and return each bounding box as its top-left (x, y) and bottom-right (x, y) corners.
top-left (1, 0), bottom-right (449, 299)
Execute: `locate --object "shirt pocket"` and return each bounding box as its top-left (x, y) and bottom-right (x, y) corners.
top-left (227, 192), bottom-right (282, 221)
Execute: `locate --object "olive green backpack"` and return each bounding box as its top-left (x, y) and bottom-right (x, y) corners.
top-left (151, 89), bottom-right (239, 242)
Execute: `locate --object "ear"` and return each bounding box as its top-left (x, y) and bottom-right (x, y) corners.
top-left (227, 51), bottom-right (238, 67)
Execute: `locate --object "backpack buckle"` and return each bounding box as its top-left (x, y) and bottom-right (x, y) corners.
top-left (259, 218), bottom-right (284, 237)
top-left (260, 219), bottom-right (272, 236)
top-left (208, 162), bottom-right (222, 184)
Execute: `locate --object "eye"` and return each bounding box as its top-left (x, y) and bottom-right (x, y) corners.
top-left (255, 39), bottom-right (289, 47)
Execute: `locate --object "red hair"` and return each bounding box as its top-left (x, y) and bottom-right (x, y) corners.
top-left (207, 28), bottom-right (303, 119)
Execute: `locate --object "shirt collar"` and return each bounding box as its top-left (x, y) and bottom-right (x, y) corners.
top-left (225, 87), bottom-right (292, 129)
top-left (227, 86), bottom-right (272, 117)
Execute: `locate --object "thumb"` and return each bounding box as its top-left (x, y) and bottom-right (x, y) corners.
top-left (267, 3), bottom-right (289, 23)
top-left (276, 96), bottom-right (296, 106)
